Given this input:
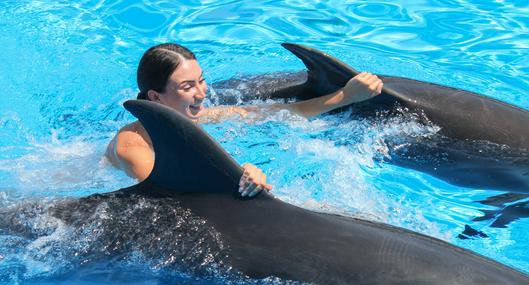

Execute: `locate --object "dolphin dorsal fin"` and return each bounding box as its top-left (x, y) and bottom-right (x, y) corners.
top-left (281, 43), bottom-right (359, 99)
top-left (124, 100), bottom-right (243, 194)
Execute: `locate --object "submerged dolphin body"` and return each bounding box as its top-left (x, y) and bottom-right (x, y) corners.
top-left (456, 193), bottom-right (529, 239)
top-left (473, 193), bottom-right (529, 228)
top-left (212, 43), bottom-right (529, 193)
top-left (103, 99), bottom-right (527, 284)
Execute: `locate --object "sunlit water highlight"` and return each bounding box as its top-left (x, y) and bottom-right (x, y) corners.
top-left (1, 0), bottom-right (529, 283)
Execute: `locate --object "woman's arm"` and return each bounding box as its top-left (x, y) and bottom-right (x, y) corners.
top-left (106, 129), bottom-right (154, 181)
top-left (274, 72), bottom-right (383, 118)
top-left (193, 74), bottom-right (379, 195)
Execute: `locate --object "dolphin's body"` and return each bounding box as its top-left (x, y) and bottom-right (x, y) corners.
top-left (2, 99), bottom-right (528, 284)
top-left (125, 101), bottom-right (529, 284)
top-left (115, 100), bottom-right (529, 284)
top-left (212, 43), bottom-right (529, 193)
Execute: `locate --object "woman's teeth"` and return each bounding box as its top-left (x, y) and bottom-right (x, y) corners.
top-left (189, 104), bottom-right (202, 114)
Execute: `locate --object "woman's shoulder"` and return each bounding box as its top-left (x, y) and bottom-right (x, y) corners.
top-left (115, 121), bottom-right (152, 148)
top-left (106, 121), bottom-right (152, 164)
top-left (105, 121), bottom-right (155, 180)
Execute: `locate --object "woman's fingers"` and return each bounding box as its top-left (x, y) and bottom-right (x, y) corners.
top-left (353, 72), bottom-right (369, 82)
top-left (248, 171), bottom-right (265, 197)
top-left (376, 81), bottom-right (383, 94)
top-left (239, 164), bottom-right (255, 197)
top-left (365, 74), bottom-right (379, 85)
top-left (240, 163), bottom-right (273, 197)
top-left (239, 169), bottom-right (257, 197)
top-left (369, 80), bottom-right (382, 92)
top-left (352, 72), bottom-right (381, 89)
top-left (341, 72), bottom-right (383, 105)
top-left (242, 181), bottom-right (259, 197)
top-left (357, 72), bottom-right (368, 80)
top-left (359, 72), bottom-right (382, 96)
top-left (261, 173), bottom-right (273, 191)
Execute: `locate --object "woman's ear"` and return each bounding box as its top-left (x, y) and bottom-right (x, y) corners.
top-left (147, 90), bottom-right (160, 102)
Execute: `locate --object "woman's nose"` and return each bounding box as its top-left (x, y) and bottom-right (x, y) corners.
top-left (195, 84), bottom-right (207, 99)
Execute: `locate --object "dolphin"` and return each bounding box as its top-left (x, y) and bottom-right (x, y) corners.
top-left (212, 43), bottom-right (529, 193)
top-left (2, 99), bottom-right (528, 283)
top-left (110, 100), bottom-right (529, 283)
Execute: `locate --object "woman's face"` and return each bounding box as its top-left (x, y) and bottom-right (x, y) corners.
top-left (156, 59), bottom-right (207, 120)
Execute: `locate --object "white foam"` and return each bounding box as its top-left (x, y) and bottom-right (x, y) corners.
top-left (0, 131), bottom-right (133, 197)
top-left (251, 108), bottom-right (446, 237)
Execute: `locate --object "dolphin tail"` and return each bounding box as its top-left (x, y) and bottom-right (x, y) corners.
top-left (123, 100), bottom-right (243, 195)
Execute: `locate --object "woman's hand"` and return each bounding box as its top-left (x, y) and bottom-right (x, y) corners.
top-left (239, 163), bottom-right (273, 197)
top-left (271, 72), bottom-right (383, 118)
top-left (342, 72), bottom-right (383, 104)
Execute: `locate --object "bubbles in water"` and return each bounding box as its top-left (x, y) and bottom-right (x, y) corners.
top-left (0, 195), bottom-right (239, 282)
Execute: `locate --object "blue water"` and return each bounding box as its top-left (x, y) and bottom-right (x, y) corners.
top-left (1, 0), bottom-right (529, 283)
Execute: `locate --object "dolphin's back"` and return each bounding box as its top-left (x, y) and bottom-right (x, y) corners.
top-left (122, 99), bottom-right (529, 284)
top-left (165, 191), bottom-right (529, 284)
top-left (378, 76), bottom-right (529, 151)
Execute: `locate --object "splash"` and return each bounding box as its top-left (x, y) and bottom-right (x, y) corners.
top-left (0, 130), bottom-right (133, 198)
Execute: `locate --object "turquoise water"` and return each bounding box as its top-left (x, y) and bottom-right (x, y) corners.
top-left (1, 0), bottom-right (529, 283)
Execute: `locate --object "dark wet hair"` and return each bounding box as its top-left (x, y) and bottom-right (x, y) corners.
top-left (136, 43), bottom-right (196, 100)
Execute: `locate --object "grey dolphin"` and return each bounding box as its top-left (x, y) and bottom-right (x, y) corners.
top-left (114, 99), bottom-right (528, 284)
top-left (212, 43), bottom-right (529, 193)
top-left (278, 43), bottom-right (529, 150)
top-left (2, 100), bottom-right (528, 283)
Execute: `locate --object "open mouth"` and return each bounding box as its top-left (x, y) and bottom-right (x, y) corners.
top-left (188, 104), bottom-right (204, 116)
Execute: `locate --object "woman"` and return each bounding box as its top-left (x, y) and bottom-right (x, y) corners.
top-left (106, 43), bottom-right (383, 197)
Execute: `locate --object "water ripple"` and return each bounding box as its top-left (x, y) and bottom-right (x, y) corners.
top-left (2, 0), bottom-right (529, 279)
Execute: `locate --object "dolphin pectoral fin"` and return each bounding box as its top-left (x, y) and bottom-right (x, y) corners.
top-left (281, 43), bottom-right (358, 99)
top-left (457, 225), bottom-right (489, 240)
top-left (123, 100), bottom-right (243, 195)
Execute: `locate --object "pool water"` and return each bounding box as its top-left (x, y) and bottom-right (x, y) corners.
top-left (1, 0), bottom-right (529, 283)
